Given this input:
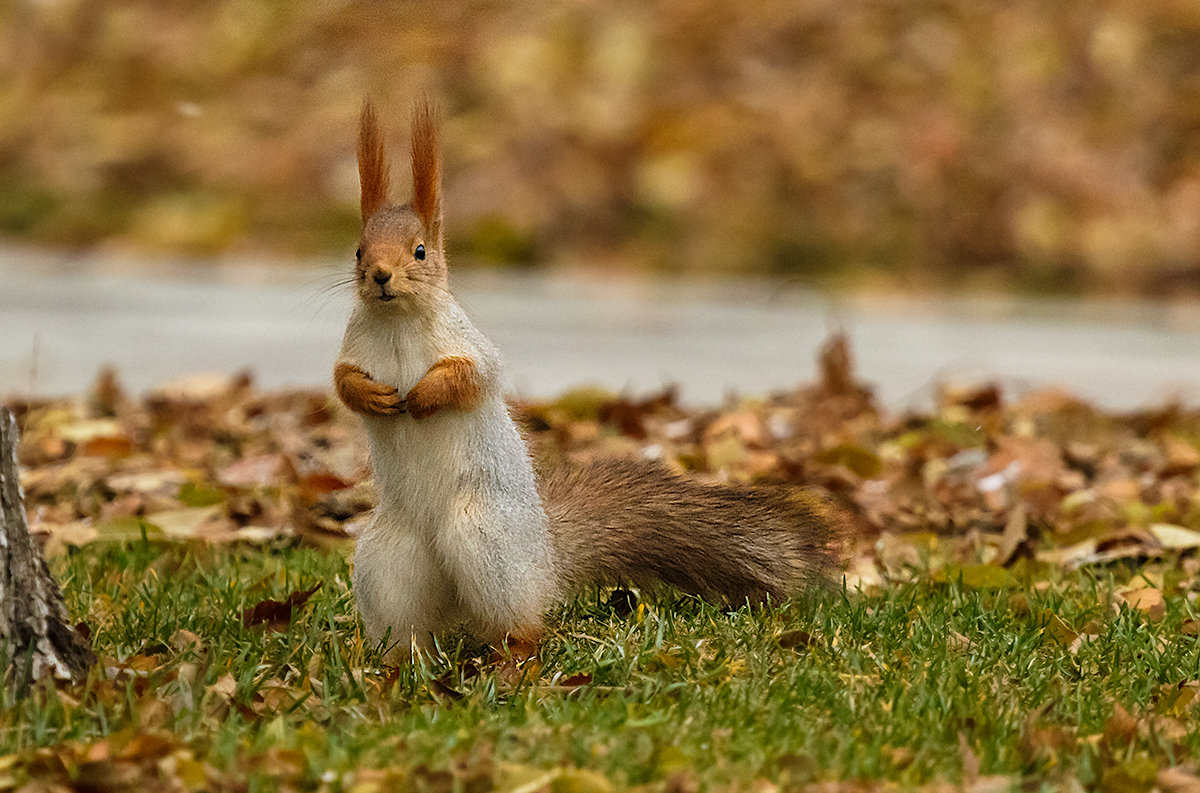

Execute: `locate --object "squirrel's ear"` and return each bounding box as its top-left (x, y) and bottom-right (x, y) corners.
top-left (357, 99), bottom-right (390, 224)
top-left (410, 98), bottom-right (442, 240)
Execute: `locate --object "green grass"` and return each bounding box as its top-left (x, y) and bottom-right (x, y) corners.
top-left (3, 541), bottom-right (1199, 791)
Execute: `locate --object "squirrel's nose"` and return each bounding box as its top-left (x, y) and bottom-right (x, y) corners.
top-left (372, 270), bottom-right (391, 285)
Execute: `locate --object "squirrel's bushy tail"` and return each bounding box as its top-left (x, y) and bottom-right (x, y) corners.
top-left (538, 458), bottom-right (838, 603)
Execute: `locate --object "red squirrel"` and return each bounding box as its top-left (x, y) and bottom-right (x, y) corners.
top-left (334, 99), bottom-right (834, 660)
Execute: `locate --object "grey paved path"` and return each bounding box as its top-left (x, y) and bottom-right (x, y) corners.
top-left (3, 247), bottom-right (1200, 409)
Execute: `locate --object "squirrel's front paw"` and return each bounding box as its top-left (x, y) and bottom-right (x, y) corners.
top-left (361, 383), bottom-right (406, 416)
top-left (404, 379), bottom-right (440, 419)
top-left (334, 363), bottom-right (406, 417)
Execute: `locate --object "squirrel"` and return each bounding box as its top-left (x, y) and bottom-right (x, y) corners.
top-left (334, 99), bottom-right (835, 660)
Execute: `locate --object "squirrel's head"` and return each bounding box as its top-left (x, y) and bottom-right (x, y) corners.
top-left (353, 99), bottom-right (446, 310)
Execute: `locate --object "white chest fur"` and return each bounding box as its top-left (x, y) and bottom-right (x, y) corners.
top-left (340, 303), bottom-right (469, 522)
top-left (338, 299), bottom-right (558, 649)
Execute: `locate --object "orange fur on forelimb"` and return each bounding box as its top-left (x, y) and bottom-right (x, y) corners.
top-left (405, 356), bottom-right (483, 419)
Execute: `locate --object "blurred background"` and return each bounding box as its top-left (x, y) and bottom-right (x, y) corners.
top-left (3, 0), bottom-right (1200, 404)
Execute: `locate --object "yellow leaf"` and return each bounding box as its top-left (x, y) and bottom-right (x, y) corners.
top-left (496, 764), bottom-right (613, 793)
top-left (1120, 588), bottom-right (1166, 622)
top-left (1101, 756), bottom-right (1158, 793)
top-left (1039, 612), bottom-right (1078, 647)
top-left (1148, 524), bottom-right (1200, 551)
top-left (816, 443), bottom-right (882, 478)
top-left (705, 434), bottom-right (747, 472)
top-left (958, 565), bottom-right (1012, 589)
top-left (652, 649), bottom-right (682, 670)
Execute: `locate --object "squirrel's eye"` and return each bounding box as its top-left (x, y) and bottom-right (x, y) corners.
top-left (355, 248), bottom-right (362, 261)
top-left (414, 244), bottom-right (426, 261)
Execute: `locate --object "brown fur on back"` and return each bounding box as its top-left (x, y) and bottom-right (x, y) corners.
top-left (538, 458), bottom-right (837, 603)
top-left (358, 101), bottom-right (390, 222)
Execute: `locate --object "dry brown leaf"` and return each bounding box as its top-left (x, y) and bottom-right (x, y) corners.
top-left (1019, 717), bottom-right (1076, 763)
top-left (170, 629), bottom-right (202, 654)
top-left (77, 436), bottom-right (135, 458)
top-left (1104, 703), bottom-right (1138, 745)
top-left (218, 454), bottom-right (294, 488)
top-left (299, 472), bottom-right (352, 497)
top-left (241, 584), bottom-right (322, 631)
top-left (778, 630), bottom-right (815, 650)
top-left (33, 520), bottom-right (99, 557)
top-left (116, 733), bottom-right (175, 762)
top-left (1158, 766), bottom-right (1200, 793)
top-left (206, 674), bottom-right (237, 703)
top-left (995, 504), bottom-right (1029, 567)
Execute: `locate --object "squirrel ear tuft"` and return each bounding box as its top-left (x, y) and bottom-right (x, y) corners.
top-left (358, 99), bottom-right (390, 223)
top-left (410, 98), bottom-right (442, 239)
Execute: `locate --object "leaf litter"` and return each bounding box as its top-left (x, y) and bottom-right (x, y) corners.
top-left (5, 335), bottom-right (1200, 789)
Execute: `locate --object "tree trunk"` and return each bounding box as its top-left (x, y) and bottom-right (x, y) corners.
top-left (0, 408), bottom-right (94, 688)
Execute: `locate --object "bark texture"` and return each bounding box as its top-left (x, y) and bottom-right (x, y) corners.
top-left (0, 408), bottom-right (94, 686)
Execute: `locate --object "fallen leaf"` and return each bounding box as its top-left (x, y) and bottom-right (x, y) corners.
top-left (1120, 588), bottom-right (1166, 622)
top-left (79, 434), bottom-right (136, 457)
top-left (428, 677), bottom-right (464, 702)
top-left (995, 504), bottom-right (1029, 566)
top-left (938, 564), bottom-right (1011, 589)
top-left (34, 520), bottom-right (99, 556)
top-left (152, 372), bottom-right (244, 402)
top-left (74, 760), bottom-right (142, 791)
top-left (1158, 766), bottom-right (1200, 793)
top-left (206, 674), bottom-right (237, 703)
top-left (1104, 703), bottom-right (1138, 745)
top-left (218, 454), bottom-right (293, 488)
top-left (777, 630), bottom-right (815, 650)
top-left (948, 630), bottom-right (972, 650)
top-left (57, 418), bottom-right (125, 444)
top-left (1148, 524), bottom-right (1200, 551)
top-left (170, 629), bottom-right (202, 654)
top-left (495, 763), bottom-right (613, 793)
top-left (1039, 611), bottom-right (1079, 647)
top-left (178, 481), bottom-right (225, 506)
top-left (143, 506), bottom-right (225, 539)
top-left (94, 516), bottom-right (163, 543)
top-left (117, 733), bottom-right (175, 762)
top-left (816, 443), bottom-right (882, 479)
top-left (241, 584), bottom-right (322, 630)
top-left (1101, 757), bottom-right (1158, 793)
top-left (299, 472), bottom-right (352, 496)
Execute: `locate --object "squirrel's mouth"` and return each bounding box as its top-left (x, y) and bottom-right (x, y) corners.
top-left (377, 291), bottom-right (396, 302)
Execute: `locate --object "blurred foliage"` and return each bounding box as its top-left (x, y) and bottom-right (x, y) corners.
top-left (3, 0), bottom-right (1200, 292)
